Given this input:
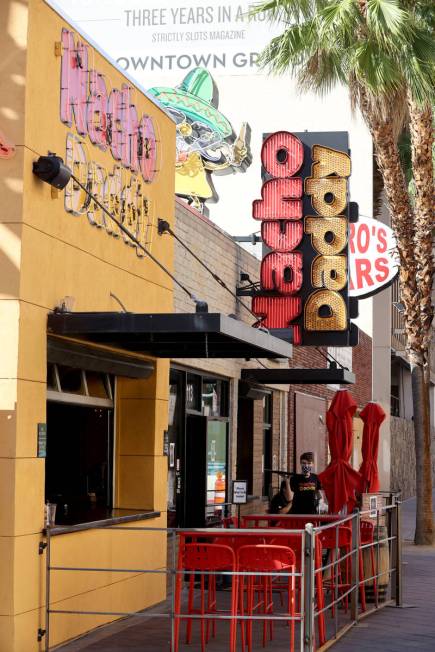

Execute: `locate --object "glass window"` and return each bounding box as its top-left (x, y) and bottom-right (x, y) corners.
top-left (86, 371), bottom-right (110, 399)
top-left (202, 378), bottom-right (229, 417)
top-left (57, 365), bottom-right (86, 395)
top-left (186, 373), bottom-right (201, 412)
top-left (262, 394), bottom-right (273, 497)
top-left (202, 379), bottom-right (221, 417)
top-left (206, 420), bottom-right (228, 523)
top-left (47, 363), bottom-right (59, 391)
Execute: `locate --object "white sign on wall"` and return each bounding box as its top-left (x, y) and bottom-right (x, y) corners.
top-left (348, 216), bottom-right (398, 298)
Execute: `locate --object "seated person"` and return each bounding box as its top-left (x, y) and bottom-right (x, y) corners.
top-left (269, 478), bottom-right (293, 515)
top-left (290, 452), bottom-right (324, 515)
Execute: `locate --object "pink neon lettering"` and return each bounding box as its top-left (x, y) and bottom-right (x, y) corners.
top-left (60, 29), bottom-right (88, 136)
top-left (87, 71), bottom-right (108, 149)
top-left (139, 115), bottom-right (157, 183)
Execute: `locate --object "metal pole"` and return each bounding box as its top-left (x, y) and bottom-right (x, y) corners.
top-left (303, 523), bottom-right (315, 652)
top-left (334, 522), bottom-right (339, 637)
top-left (390, 496), bottom-right (398, 603)
top-left (395, 500), bottom-right (403, 607)
top-left (351, 510), bottom-right (360, 622)
top-left (45, 527), bottom-right (51, 652)
top-left (375, 504), bottom-right (379, 608)
top-left (171, 530), bottom-right (176, 652)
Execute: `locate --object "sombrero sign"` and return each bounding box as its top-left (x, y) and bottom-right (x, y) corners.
top-left (149, 67), bottom-right (251, 210)
top-left (349, 216), bottom-right (398, 298)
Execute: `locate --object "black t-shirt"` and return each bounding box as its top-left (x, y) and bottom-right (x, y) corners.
top-left (269, 491), bottom-right (291, 515)
top-left (290, 473), bottom-right (321, 514)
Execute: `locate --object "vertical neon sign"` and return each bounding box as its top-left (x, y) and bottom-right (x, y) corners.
top-left (251, 131), bottom-right (358, 347)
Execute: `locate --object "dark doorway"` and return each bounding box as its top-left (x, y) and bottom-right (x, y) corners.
top-left (237, 398), bottom-right (254, 494)
top-left (45, 402), bottom-right (113, 525)
top-left (184, 414), bottom-right (208, 527)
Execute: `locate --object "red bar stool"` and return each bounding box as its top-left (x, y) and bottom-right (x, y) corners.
top-left (174, 542), bottom-right (238, 652)
top-left (319, 525), bottom-right (366, 616)
top-left (237, 544), bottom-right (296, 652)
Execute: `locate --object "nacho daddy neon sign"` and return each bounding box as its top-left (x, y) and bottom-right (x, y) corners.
top-left (252, 131), bottom-right (359, 347)
top-left (59, 29), bottom-right (159, 255)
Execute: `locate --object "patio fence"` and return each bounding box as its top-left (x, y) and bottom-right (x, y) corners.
top-left (42, 493), bottom-right (402, 652)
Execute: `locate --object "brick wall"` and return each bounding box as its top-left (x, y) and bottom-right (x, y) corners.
top-left (286, 326), bottom-right (373, 471)
top-left (173, 199), bottom-right (288, 516)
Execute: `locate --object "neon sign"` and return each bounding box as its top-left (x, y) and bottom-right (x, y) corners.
top-left (59, 29), bottom-right (159, 255)
top-left (252, 131), bottom-right (358, 346)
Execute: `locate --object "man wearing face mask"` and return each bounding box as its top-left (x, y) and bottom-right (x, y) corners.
top-left (290, 452), bottom-right (324, 514)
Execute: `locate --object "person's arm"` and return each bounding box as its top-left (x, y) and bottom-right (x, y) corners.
top-left (278, 479), bottom-right (293, 514)
top-left (316, 477), bottom-right (326, 503)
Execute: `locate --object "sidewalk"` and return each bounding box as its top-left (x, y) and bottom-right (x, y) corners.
top-left (56, 495), bottom-right (435, 652)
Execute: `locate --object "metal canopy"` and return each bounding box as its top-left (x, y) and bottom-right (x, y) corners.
top-left (47, 312), bottom-right (293, 360)
top-left (241, 368), bottom-right (355, 385)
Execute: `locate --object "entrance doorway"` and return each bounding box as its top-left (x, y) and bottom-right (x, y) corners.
top-left (45, 402), bottom-right (113, 525)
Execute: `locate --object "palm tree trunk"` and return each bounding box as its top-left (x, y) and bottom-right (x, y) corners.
top-left (407, 98), bottom-right (434, 545)
top-left (407, 98), bottom-right (434, 351)
top-left (360, 96), bottom-right (434, 543)
top-left (358, 98), bottom-right (421, 352)
top-left (410, 351), bottom-right (434, 545)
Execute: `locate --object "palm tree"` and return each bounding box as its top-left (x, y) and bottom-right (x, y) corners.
top-left (252, 0), bottom-right (435, 544)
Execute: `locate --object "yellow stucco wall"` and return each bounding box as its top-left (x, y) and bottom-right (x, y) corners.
top-left (0, 1), bottom-right (175, 649)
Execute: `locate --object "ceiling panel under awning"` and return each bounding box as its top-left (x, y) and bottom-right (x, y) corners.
top-left (47, 312), bottom-right (293, 360)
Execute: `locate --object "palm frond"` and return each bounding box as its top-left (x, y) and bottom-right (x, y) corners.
top-left (366, 0), bottom-right (407, 37)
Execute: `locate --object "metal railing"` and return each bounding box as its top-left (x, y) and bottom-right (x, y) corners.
top-left (41, 494), bottom-right (402, 652)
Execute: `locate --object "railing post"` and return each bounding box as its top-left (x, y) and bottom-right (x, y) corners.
top-left (303, 523), bottom-right (315, 652)
top-left (395, 500), bottom-right (403, 607)
top-left (351, 510), bottom-right (360, 622)
top-left (45, 527), bottom-right (51, 652)
top-left (170, 530), bottom-right (176, 652)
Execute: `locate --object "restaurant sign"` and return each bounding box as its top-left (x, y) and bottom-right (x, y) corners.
top-left (251, 131), bottom-right (359, 346)
top-left (349, 216), bottom-right (398, 298)
top-left (59, 28), bottom-right (160, 255)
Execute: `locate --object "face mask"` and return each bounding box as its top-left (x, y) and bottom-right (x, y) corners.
top-left (301, 464), bottom-right (312, 475)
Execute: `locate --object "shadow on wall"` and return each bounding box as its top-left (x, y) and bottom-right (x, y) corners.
top-left (390, 415), bottom-right (435, 500)
top-left (0, 0), bottom-right (28, 298)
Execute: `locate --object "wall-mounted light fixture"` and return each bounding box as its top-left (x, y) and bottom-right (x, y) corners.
top-left (32, 154), bottom-right (71, 189)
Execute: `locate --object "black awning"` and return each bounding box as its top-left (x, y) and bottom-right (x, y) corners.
top-left (241, 367), bottom-right (355, 385)
top-left (47, 312), bottom-right (293, 360)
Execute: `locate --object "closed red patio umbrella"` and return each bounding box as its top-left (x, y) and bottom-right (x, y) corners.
top-left (319, 389), bottom-right (362, 514)
top-left (359, 402), bottom-right (386, 493)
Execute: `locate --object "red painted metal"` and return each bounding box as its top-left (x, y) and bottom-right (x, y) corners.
top-left (261, 221), bottom-right (303, 253)
top-left (261, 131), bottom-right (304, 177)
top-left (260, 252), bottom-right (303, 295)
top-left (252, 296), bottom-right (302, 343)
top-left (252, 178), bottom-right (303, 221)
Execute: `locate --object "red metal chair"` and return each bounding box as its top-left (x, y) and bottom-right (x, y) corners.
top-left (174, 543), bottom-right (238, 652)
top-left (237, 544), bottom-right (296, 652)
top-left (222, 515), bottom-right (239, 529)
top-left (319, 525), bottom-right (366, 616)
